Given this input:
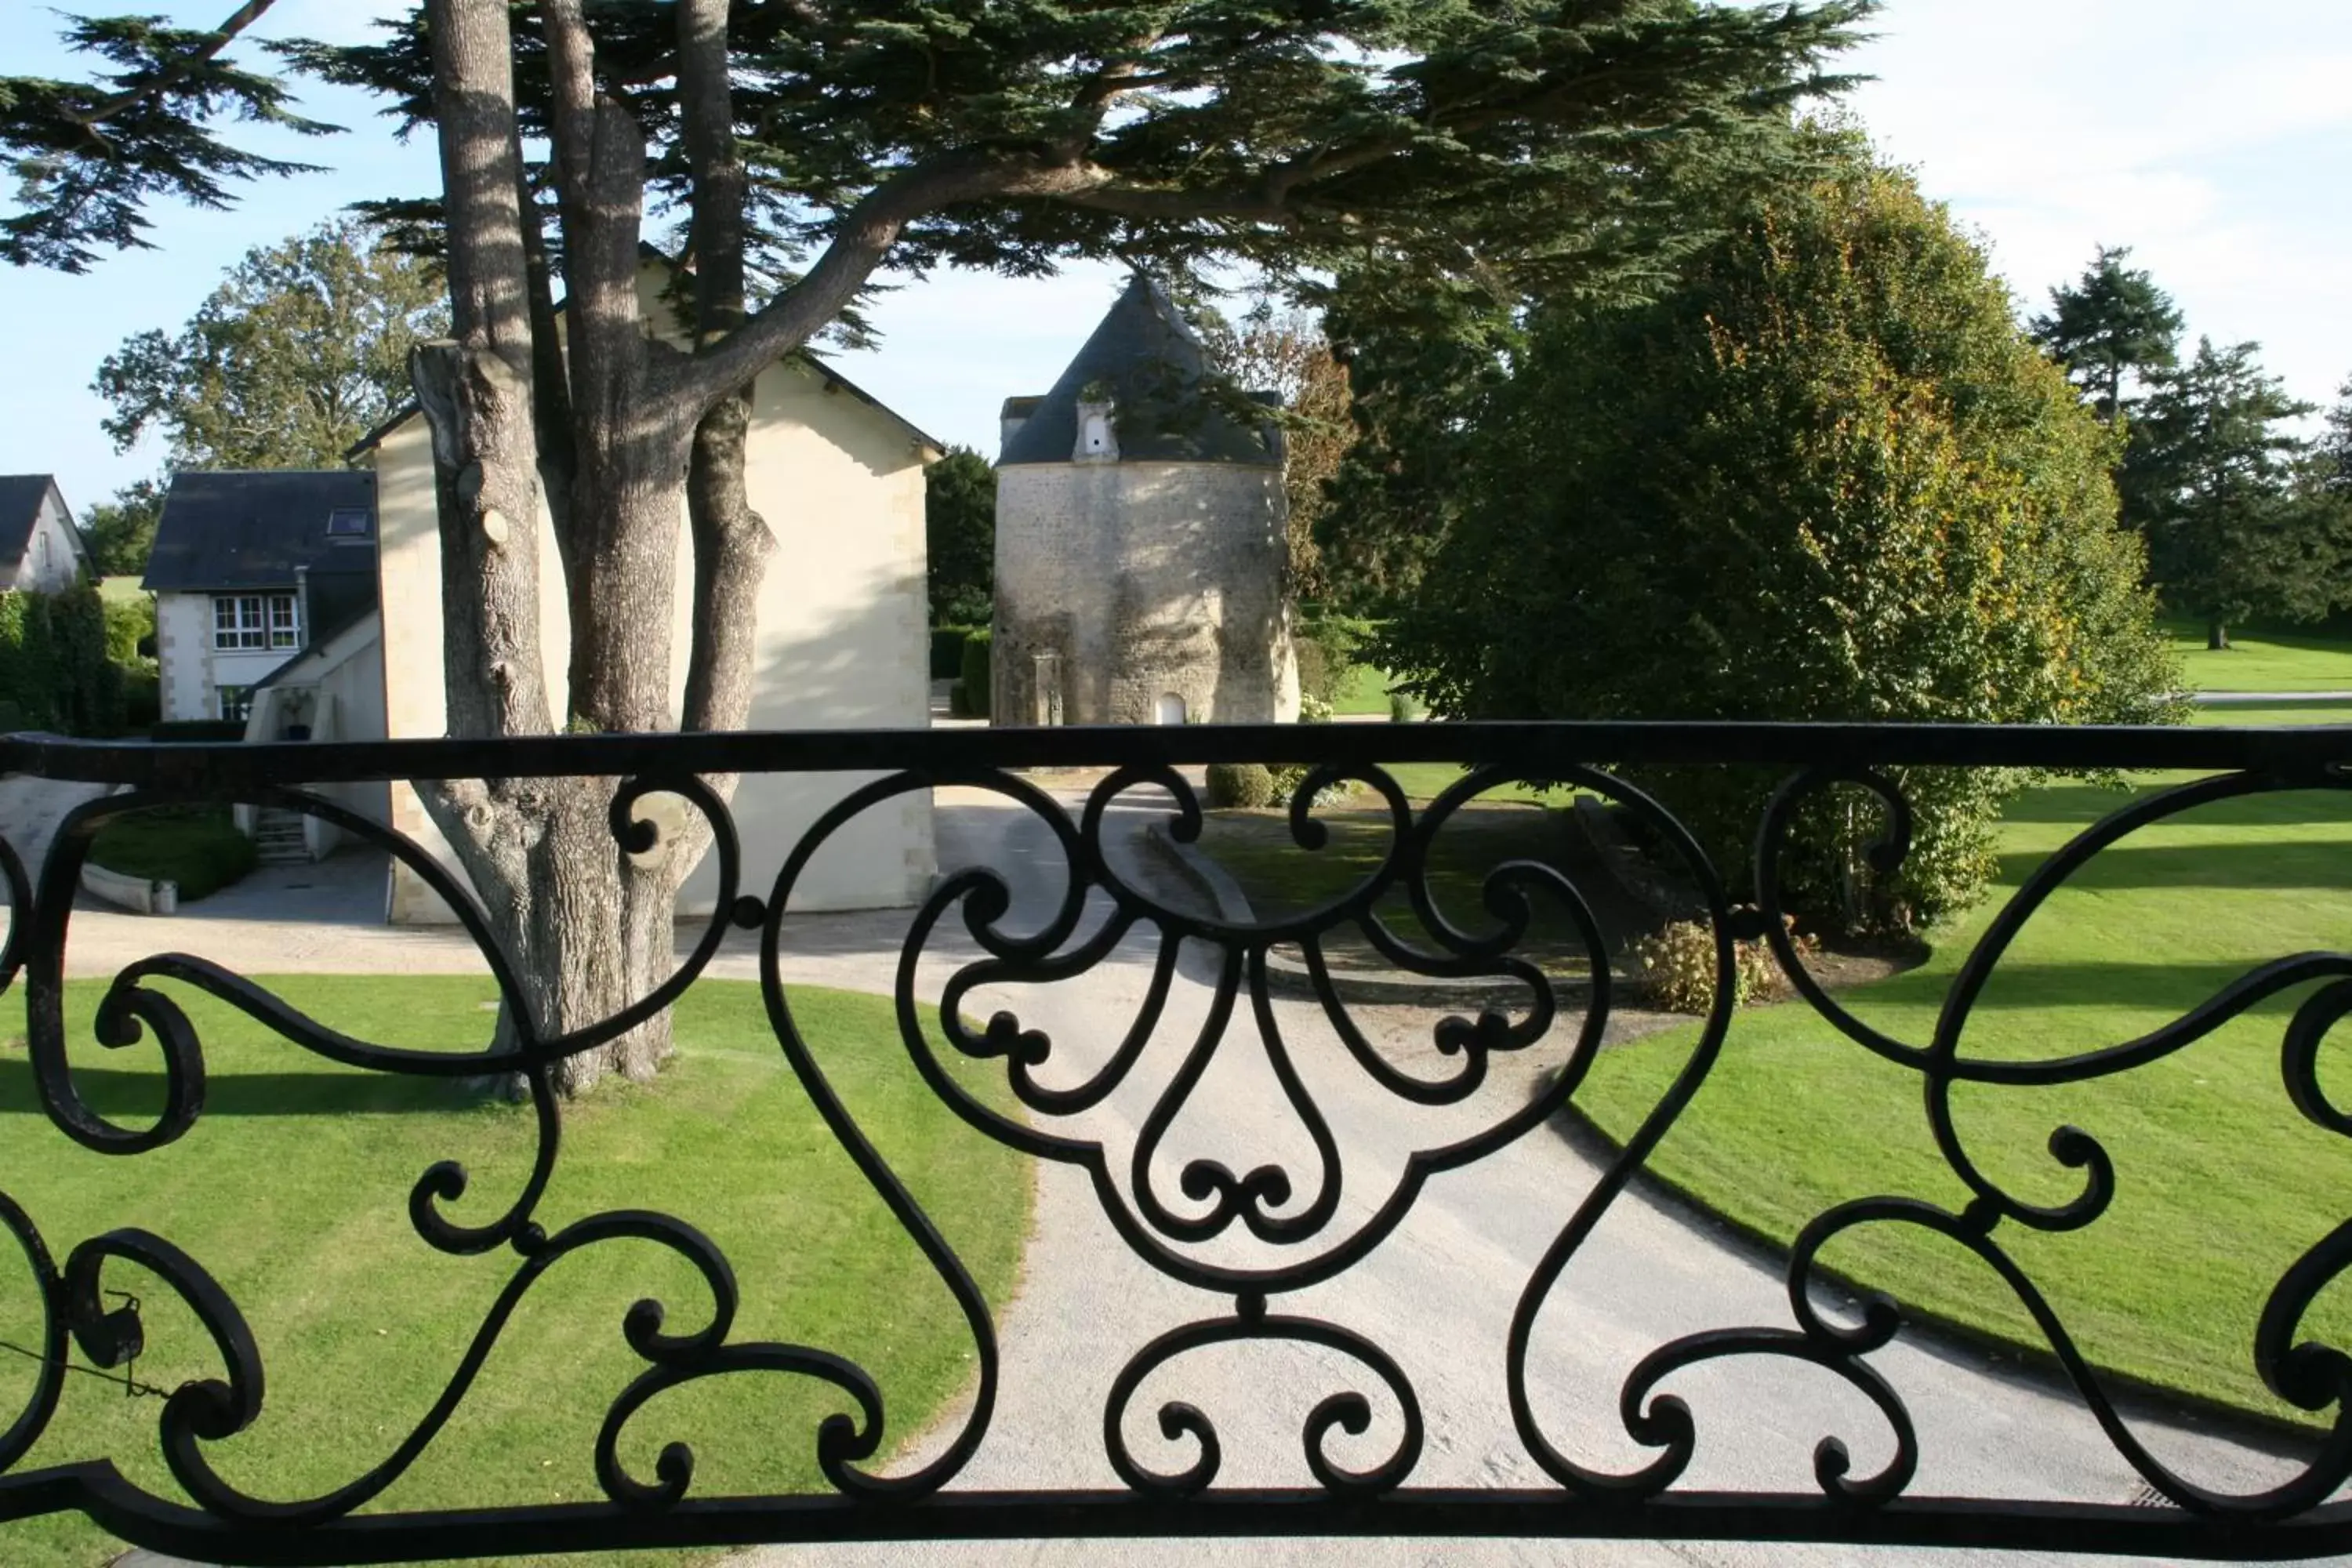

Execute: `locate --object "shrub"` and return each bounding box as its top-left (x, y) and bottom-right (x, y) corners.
top-left (929, 626), bottom-right (971, 681)
top-left (959, 629), bottom-right (993, 719)
top-left (88, 804), bottom-right (259, 901)
top-left (0, 586), bottom-right (142, 735)
top-left (1634, 912), bottom-right (1816, 1014)
top-left (0, 700), bottom-right (22, 732)
top-left (1204, 761), bottom-right (1275, 809)
top-left (1383, 134), bottom-right (2181, 929)
top-left (1388, 690), bottom-right (1426, 723)
top-left (947, 680), bottom-right (972, 718)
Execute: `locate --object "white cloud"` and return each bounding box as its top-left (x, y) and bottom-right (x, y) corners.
top-left (1846, 2), bottom-right (2352, 406)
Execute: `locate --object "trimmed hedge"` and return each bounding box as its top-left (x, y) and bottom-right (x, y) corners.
top-left (1205, 762), bottom-right (1275, 808)
top-left (88, 805), bottom-right (258, 901)
top-left (929, 626), bottom-right (975, 681)
top-left (959, 629), bottom-right (993, 720)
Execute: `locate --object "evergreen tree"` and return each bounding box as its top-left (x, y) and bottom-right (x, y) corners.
top-left (2, 2), bottom-right (332, 272)
top-left (2030, 244), bottom-right (2184, 423)
top-left (2129, 339), bottom-right (2339, 650)
top-left (925, 448), bottom-right (995, 629)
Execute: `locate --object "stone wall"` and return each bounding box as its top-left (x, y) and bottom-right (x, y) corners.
top-left (993, 461), bottom-right (1298, 727)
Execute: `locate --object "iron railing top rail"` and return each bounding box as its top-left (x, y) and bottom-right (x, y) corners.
top-left (2, 718), bottom-right (2347, 787)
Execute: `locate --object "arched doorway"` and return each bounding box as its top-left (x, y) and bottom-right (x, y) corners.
top-left (1153, 692), bottom-right (1187, 726)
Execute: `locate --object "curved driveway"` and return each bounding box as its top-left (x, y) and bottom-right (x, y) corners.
top-left (747, 783), bottom-right (2346, 1568)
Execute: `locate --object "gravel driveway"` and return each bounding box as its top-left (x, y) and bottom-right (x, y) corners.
top-left (734, 783), bottom-right (2344, 1568)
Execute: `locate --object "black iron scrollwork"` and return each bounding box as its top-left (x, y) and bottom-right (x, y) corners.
top-left (0, 720), bottom-right (2337, 1563)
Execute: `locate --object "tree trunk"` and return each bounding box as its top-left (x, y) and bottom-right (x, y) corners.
top-left (2209, 620), bottom-right (2230, 651)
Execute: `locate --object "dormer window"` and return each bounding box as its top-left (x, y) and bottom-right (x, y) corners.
top-left (1073, 397), bottom-right (1118, 461)
top-left (326, 507), bottom-right (372, 539)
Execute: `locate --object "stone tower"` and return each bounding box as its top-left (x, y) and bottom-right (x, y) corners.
top-left (992, 274), bottom-right (1299, 728)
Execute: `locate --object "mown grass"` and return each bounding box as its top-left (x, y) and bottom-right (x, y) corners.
top-left (0, 976), bottom-right (1029, 1566)
top-left (2166, 618), bottom-right (2352, 693)
top-left (1575, 769), bottom-right (2352, 1425)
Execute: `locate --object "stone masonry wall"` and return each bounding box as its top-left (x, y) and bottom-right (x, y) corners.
top-left (994, 461), bottom-right (1298, 728)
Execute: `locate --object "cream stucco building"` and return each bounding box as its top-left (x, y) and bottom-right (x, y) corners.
top-left (144, 263), bottom-right (942, 920)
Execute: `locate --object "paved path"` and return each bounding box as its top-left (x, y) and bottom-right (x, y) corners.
top-left (732, 786), bottom-right (2344, 1568)
top-left (15, 779), bottom-right (2339, 1566)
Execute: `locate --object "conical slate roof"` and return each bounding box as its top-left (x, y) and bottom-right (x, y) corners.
top-left (999, 274), bottom-right (1281, 466)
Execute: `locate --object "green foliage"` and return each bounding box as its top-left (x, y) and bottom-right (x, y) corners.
top-left (929, 626), bottom-right (973, 681)
top-left (87, 804), bottom-right (257, 900)
top-left (1292, 616), bottom-right (1373, 713)
top-left (1204, 762), bottom-right (1276, 811)
top-left (93, 218), bottom-right (447, 470)
top-left (1633, 913), bottom-right (1813, 1013)
top-left (958, 628), bottom-right (992, 720)
top-left (79, 477), bottom-right (163, 578)
top-left (299, 1), bottom-right (1871, 372)
top-left (2029, 244), bottom-right (2183, 424)
top-left (2126, 338), bottom-right (2345, 646)
top-left (1, 6), bottom-right (334, 272)
top-left (0, 585), bottom-right (136, 735)
top-left (925, 448), bottom-right (996, 628)
top-left (103, 593), bottom-right (154, 664)
top-left (1385, 138), bottom-right (2181, 927)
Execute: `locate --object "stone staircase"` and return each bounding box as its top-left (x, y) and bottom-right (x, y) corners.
top-left (250, 807), bottom-right (311, 866)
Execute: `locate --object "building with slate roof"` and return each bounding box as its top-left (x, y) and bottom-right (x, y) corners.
top-left (143, 470), bottom-right (382, 730)
top-left (350, 256), bottom-right (944, 922)
top-left (0, 475), bottom-right (93, 593)
top-left (992, 274), bottom-right (1298, 728)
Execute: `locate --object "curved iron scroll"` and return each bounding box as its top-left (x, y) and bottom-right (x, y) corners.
top-left (0, 721), bottom-right (2342, 1563)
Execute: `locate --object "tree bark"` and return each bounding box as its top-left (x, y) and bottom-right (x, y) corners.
top-left (415, 0), bottom-right (656, 1097)
top-left (2209, 620), bottom-right (2230, 651)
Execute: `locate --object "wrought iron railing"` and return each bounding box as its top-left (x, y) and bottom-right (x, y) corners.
top-left (0, 720), bottom-right (2345, 1564)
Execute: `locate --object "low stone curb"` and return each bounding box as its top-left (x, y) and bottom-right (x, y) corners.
top-left (80, 860), bottom-right (177, 916)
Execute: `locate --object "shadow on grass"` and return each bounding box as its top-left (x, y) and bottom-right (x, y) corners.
top-left (0, 1057), bottom-right (476, 1119)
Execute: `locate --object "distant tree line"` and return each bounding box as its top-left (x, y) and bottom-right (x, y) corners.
top-left (2029, 245), bottom-right (2352, 651)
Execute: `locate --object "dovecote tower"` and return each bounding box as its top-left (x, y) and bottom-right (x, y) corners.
top-left (992, 275), bottom-right (1299, 728)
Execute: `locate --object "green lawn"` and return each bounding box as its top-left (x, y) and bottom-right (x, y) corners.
top-left (1330, 662), bottom-right (1395, 716)
top-left (2166, 618), bottom-right (2352, 693)
top-left (1576, 770), bottom-right (2352, 1425)
top-left (0, 977), bottom-right (1029, 1566)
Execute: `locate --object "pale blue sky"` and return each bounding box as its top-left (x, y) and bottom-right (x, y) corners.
top-left (3, 1), bottom-right (2348, 517)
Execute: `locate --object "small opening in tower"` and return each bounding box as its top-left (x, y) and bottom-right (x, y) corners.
top-left (1083, 412), bottom-right (1111, 452)
top-left (1153, 692), bottom-right (1187, 726)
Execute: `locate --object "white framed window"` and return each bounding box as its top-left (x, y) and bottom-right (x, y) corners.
top-left (217, 685), bottom-right (254, 724)
top-left (212, 593), bottom-right (300, 652)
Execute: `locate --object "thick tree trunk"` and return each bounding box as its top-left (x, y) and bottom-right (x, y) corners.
top-left (2209, 621), bottom-right (2230, 651)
